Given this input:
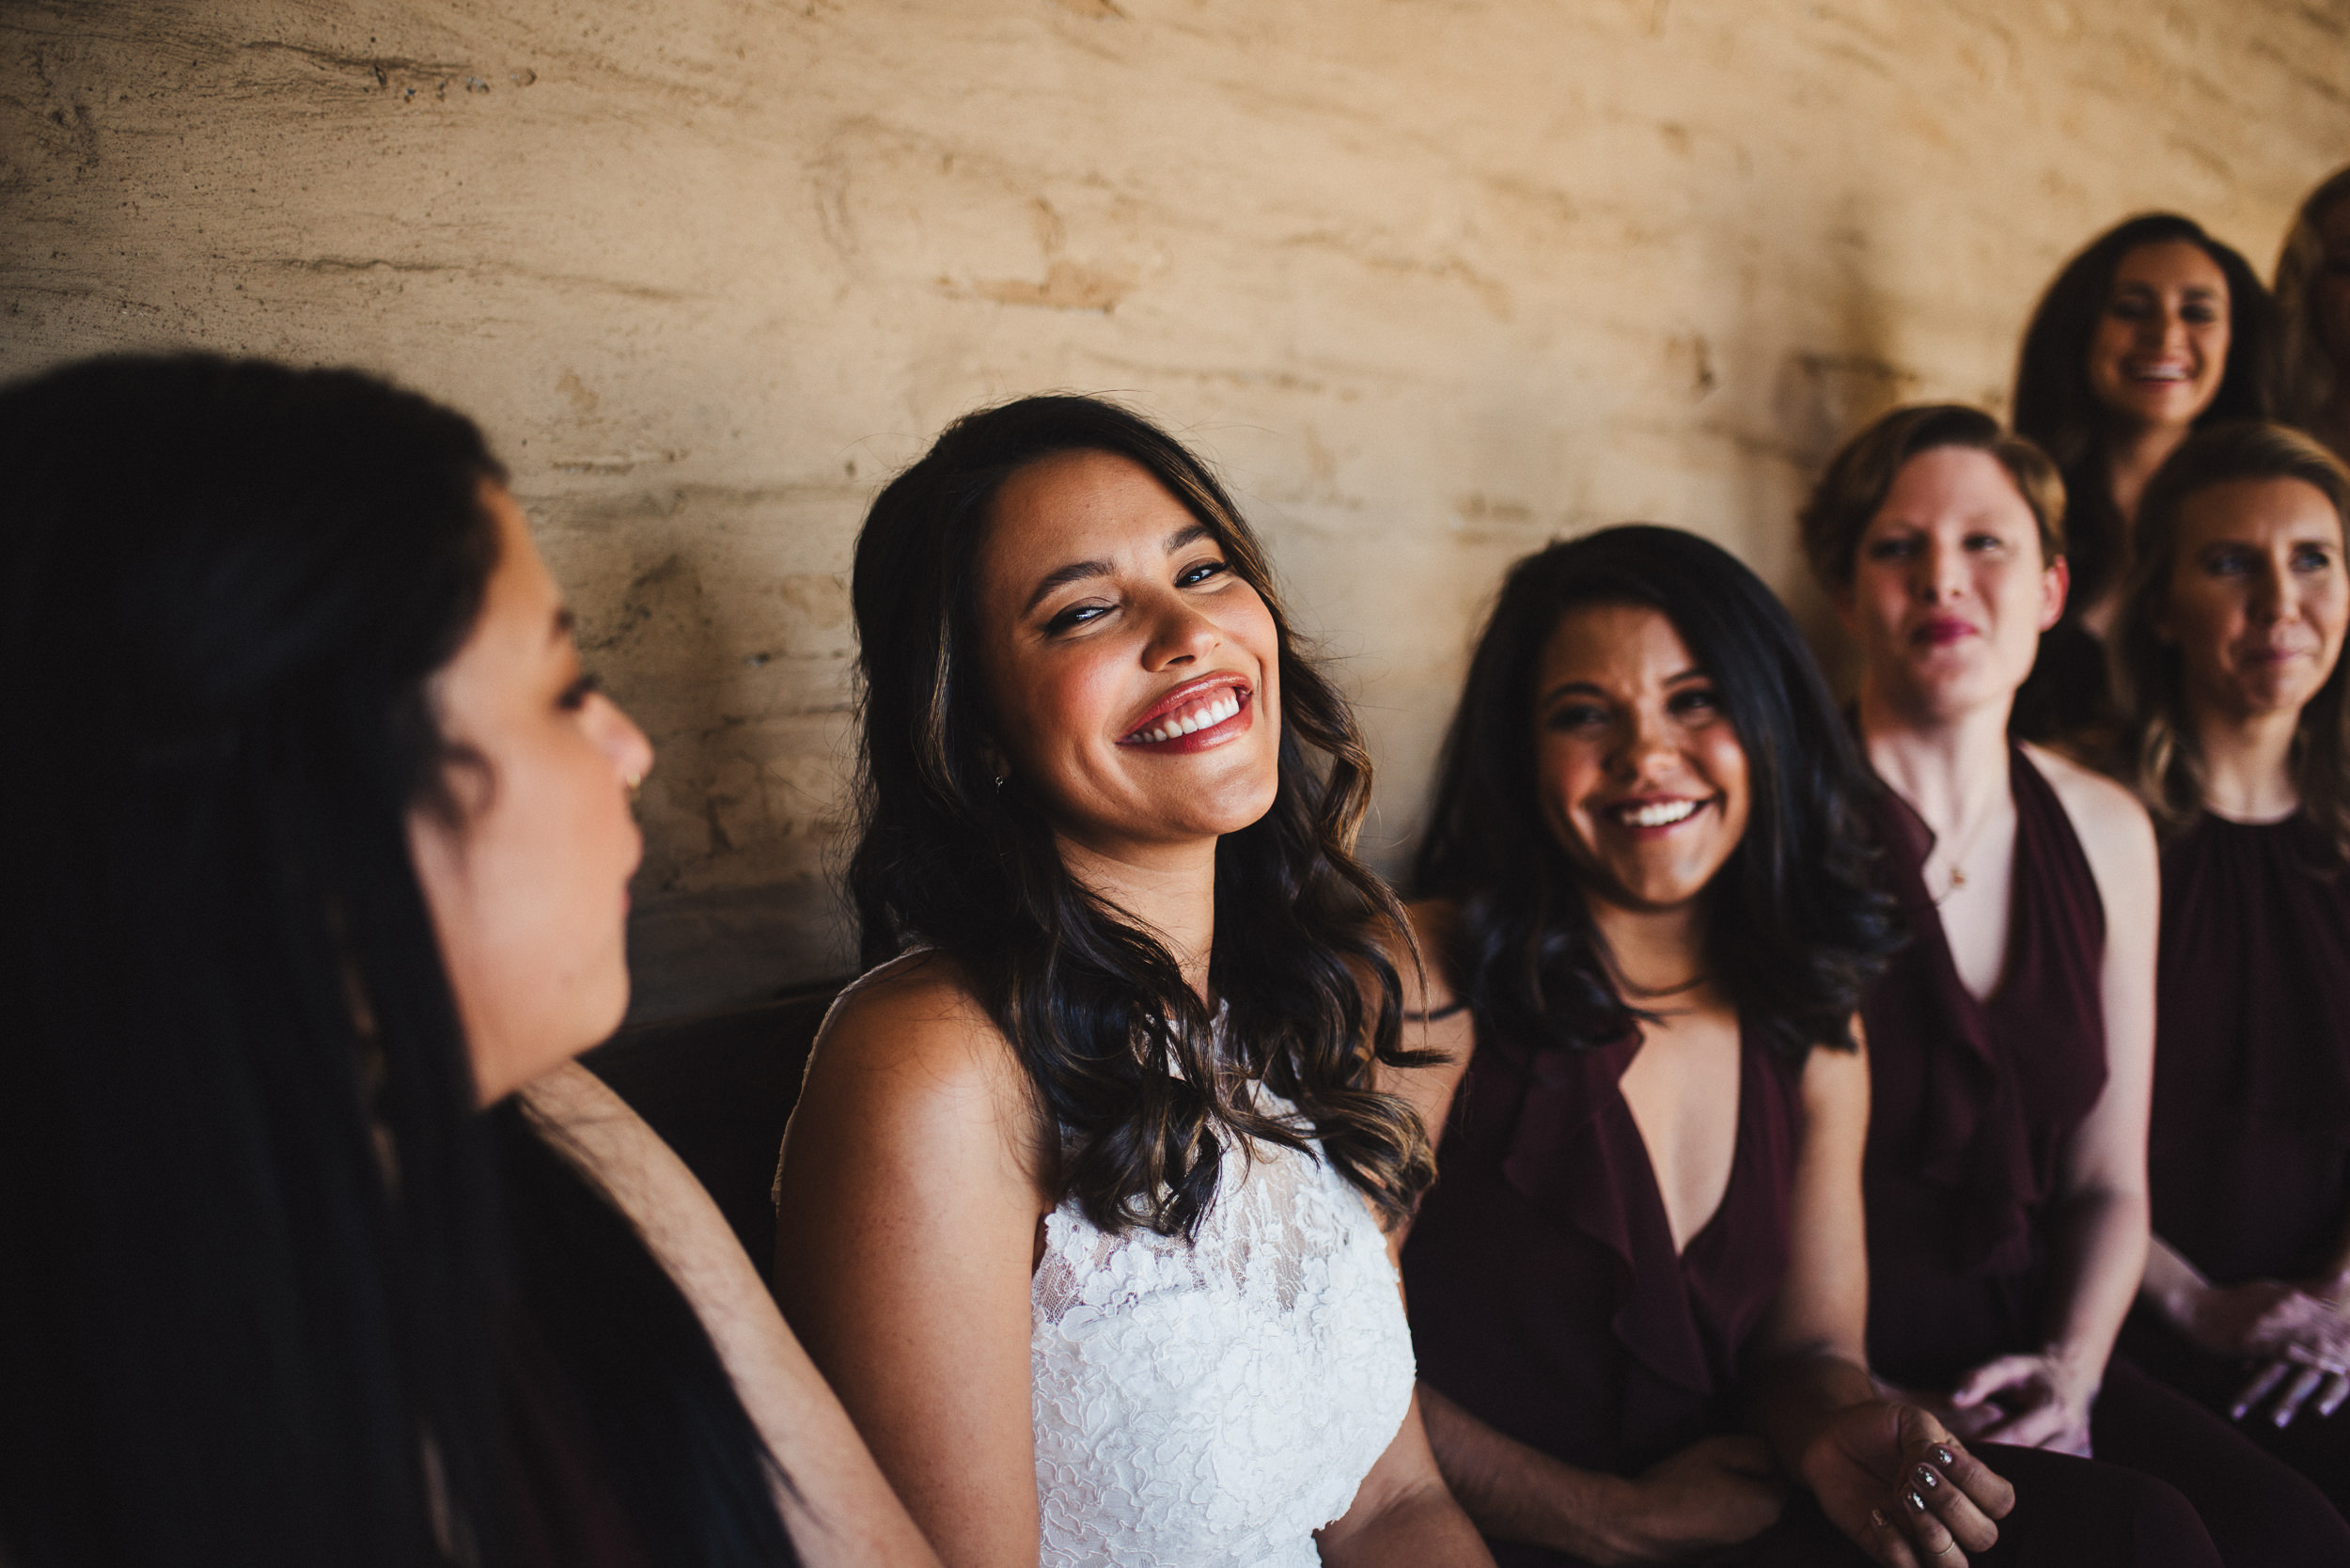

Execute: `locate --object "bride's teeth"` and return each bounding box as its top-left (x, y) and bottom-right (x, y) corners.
top-left (1130, 689), bottom-right (1244, 743)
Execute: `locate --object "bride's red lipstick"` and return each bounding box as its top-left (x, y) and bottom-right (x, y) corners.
top-left (1118, 674), bottom-right (1253, 753)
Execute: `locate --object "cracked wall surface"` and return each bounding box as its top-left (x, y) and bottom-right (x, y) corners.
top-left (5, 0), bottom-right (2344, 1018)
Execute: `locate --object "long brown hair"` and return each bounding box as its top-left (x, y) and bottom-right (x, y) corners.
top-left (2112, 419), bottom-right (2350, 857)
top-left (847, 394), bottom-right (1434, 1238)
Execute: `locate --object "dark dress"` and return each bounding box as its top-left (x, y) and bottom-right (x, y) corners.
top-left (2123, 810), bottom-right (2350, 1513)
top-left (1402, 1011), bottom-right (2214, 1567)
top-left (1859, 746), bottom-right (2350, 1563)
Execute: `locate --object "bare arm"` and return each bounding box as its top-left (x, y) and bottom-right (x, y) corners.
top-left (1747, 1027), bottom-right (2013, 1568)
top-left (1747, 1032), bottom-right (1877, 1466)
top-left (770, 961), bottom-right (1050, 1568)
top-left (1378, 900), bottom-right (1477, 1261)
top-left (517, 1062), bottom-right (943, 1568)
top-left (1388, 902), bottom-right (1788, 1565)
top-left (1952, 750), bottom-right (2158, 1450)
top-left (1314, 1389), bottom-right (1496, 1566)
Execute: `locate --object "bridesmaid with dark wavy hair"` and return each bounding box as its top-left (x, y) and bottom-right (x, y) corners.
top-left (2110, 419), bottom-right (2350, 1517)
top-left (1390, 525), bottom-right (2215, 1567)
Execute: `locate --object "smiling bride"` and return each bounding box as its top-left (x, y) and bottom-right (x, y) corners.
top-left (769, 396), bottom-right (1493, 1568)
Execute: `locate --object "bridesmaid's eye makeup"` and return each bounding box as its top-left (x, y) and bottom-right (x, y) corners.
top-left (1543, 698), bottom-right (1611, 732)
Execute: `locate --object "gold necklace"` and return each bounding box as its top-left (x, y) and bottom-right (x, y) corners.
top-left (1930, 801), bottom-right (2004, 905)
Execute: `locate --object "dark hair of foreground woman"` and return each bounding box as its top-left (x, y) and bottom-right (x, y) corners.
top-left (0, 355), bottom-right (791, 1567)
top-left (2115, 418), bottom-right (2350, 855)
top-left (844, 393), bottom-right (1433, 1238)
top-left (1414, 524), bottom-right (1897, 1062)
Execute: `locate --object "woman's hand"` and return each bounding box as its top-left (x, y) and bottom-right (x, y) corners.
top-left (2169, 1277), bottom-right (2350, 1426)
top-left (1944, 1350), bottom-right (2098, 1455)
top-left (2178, 1277), bottom-right (2350, 1365)
top-left (2189, 1278), bottom-right (2350, 1426)
top-left (1596, 1435), bottom-right (1787, 1563)
top-left (1799, 1402), bottom-right (2013, 1568)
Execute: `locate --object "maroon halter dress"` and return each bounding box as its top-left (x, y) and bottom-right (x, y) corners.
top-left (1403, 1024), bottom-right (1798, 1494)
top-left (1402, 1006), bottom-right (2212, 1567)
top-left (1858, 746), bottom-right (2350, 1562)
top-left (1859, 746), bottom-right (2108, 1389)
top-left (2123, 810), bottom-right (2350, 1513)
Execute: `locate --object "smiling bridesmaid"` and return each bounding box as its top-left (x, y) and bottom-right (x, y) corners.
top-left (771, 396), bottom-right (1489, 1568)
top-left (1388, 526), bottom-right (2221, 1568)
top-left (2109, 421), bottom-right (2350, 1520)
top-left (1803, 403), bottom-right (2350, 1564)
top-left (2009, 214), bottom-right (2278, 758)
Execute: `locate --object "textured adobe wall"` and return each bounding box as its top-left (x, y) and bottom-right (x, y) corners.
top-left (6, 1), bottom-right (2344, 1018)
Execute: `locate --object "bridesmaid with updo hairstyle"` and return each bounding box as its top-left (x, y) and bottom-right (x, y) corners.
top-left (1802, 404), bottom-right (2350, 1565)
top-left (2108, 420), bottom-right (2350, 1515)
top-left (2010, 213), bottom-right (2279, 757)
top-left (2276, 166), bottom-right (2350, 463)
top-left (1392, 525), bottom-right (2215, 1567)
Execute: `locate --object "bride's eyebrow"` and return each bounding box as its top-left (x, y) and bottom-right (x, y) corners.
top-left (1024, 557), bottom-right (1115, 616)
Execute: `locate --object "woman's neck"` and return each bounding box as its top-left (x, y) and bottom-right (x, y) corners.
top-left (1856, 678), bottom-right (2013, 836)
top-left (1057, 835), bottom-right (1220, 999)
top-left (1588, 895), bottom-right (1708, 1000)
top-left (2106, 418), bottom-right (2194, 529)
top-left (2193, 701), bottom-right (2303, 822)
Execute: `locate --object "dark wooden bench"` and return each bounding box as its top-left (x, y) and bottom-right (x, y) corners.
top-left (581, 980), bottom-right (844, 1272)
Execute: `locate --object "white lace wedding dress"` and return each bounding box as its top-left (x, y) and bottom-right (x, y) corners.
top-left (1029, 1082), bottom-right (1417, 1567)
top-left (783, 962), bottom-right (1417, 1566)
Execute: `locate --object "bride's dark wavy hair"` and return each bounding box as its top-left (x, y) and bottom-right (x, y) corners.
top-left (1413, 526), bottom-right (1898, 1059)
top-left (0, 355), bottom-right (791, 1567)
top-left (847, 394), bottom-right (1434, 1238)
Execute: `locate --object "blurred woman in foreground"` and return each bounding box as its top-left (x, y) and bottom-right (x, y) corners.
top-left (2111, 420), bottom-right (2350, 1519)
top-left (0, 355), bottom-right (936, 1568)
top-left (1803, 402), bottom-right (2348, 1564)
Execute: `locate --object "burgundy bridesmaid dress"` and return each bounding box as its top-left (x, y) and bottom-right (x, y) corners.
top-left (1859, 746), bottom-right (2350, 1563)
top-left (1402, 1012), bottom-right (2211, 1567)
top-left (2123, 810), bottom-right (2350, 1513)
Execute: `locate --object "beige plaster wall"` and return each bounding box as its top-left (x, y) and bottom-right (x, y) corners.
top-left (6, 0), bottom-right (2344, 1018)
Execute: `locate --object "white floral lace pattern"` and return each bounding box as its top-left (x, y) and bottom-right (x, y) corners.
top-left (1031, 1090), bottom-right (1417, 1568)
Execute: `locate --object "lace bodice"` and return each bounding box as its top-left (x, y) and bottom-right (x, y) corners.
top-left (1031, 1089), bottom-right (1416, 1567)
